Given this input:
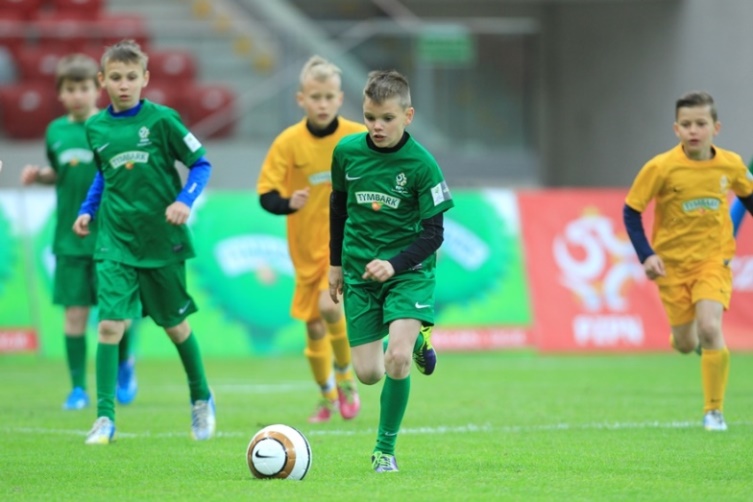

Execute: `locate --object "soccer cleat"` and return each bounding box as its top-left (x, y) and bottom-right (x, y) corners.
top-left (191, 392), bottom-right (216, 440)
top-left (413, 325), bottom-right (437, 375)
top-left (371, 451), bottom-right (399, 473)
top-left (62, 387), bottom-right (89, 410)
top-left (116, 356), bottom-right (138, 405)
top-left (337, 380), bottom-right (361, 420)
top-left (85, 416), bottom-right (115, 445)
top-left (703, 410), bottom-right (728, 431)
top-left (308, 398), bottom-right (337, 423)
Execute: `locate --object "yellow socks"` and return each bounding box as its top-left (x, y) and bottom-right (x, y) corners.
top-left (327, 317), bottom-right (353, 383)
top-left (304, 336), bottom-right (336, 401)
top-left (701, 347), bottom-right (729, 413)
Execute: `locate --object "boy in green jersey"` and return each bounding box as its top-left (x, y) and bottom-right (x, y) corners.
top-left (20, 54), bottom-right (138, 411)
top-left (328, 70), bottom-right (454, 472)
top-left (73, 40), bottom-right (215, 444)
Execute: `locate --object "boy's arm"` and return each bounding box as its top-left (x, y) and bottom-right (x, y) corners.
top-left (78, 171), bottom-right (105, 218)
top-left (329, 189), bottom-right (348, 266)
top-left (259, 190), bottom-right (297, 215)
top-left (731, 197), bottom-right (747, 236)
top-left (176, 156), bottom-right (212, 208)
top-left (387, 212), bottom-right (445, 274)
top-left (623, 203), bottom-right (655, 263)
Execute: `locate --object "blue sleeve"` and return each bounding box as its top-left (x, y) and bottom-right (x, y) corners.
top-left (176, 156), bottom-right (212, 208)
top-left (78, 171), bottom-right (105, 218)
top-left (623, 204), bottom-right (655, 263)
top-left (730, 197), bottom-right (746, 237)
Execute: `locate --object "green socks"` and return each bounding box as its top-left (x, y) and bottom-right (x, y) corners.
top-left (175, 333), bottom-right (210, 402)
top-left (95, 343), bottom-right (119, 421)
top-left (375, 375), bottom-right (411, 455)
top-left (65, 335), bottom-right (87, 390)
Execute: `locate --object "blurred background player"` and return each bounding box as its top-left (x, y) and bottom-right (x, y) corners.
top-left (329, 70), bottom-right (454, 472)
top-left (623, 91), bottom-right (753, 431)
top-left (19, 54), bottom-right (138, 411)
top-left (73, 40), bottom-right (215, 444)
top-left (257, 56), bottom-right (365, 423)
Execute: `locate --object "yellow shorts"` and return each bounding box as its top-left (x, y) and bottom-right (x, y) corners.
top-left (657, 260), bottom-right (732, 326)
top-left (290, 272), bottom-right (328, 322)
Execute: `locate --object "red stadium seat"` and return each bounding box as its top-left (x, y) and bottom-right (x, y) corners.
top-left (97, 14), bottom-right (149, 51)
top-left (147, 49), bottom-right (196, 82)
top-left (34, 13), bottom-right (91, 52)
top-left (186, 84), bottom-right (236, 139)
top-left (15, 46), bottom-right (68, 83)
top-left (50, 0), bottom-right (103, 20)
top-left (142, 82), bottom-right (187, 113)
top-left (0, 83), bottom-right (59, 138)
top-left (0, 0), bottom-right (44, 20)
top-left (0, 11), bottom-right (25, 57)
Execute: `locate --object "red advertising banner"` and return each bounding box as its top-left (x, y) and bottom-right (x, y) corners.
top-left (726, 215), bottom-right (753, 350)
top-left (518, 190), bottom-right (669, 352)
top-left (0, 329), bottom-right (38, 353)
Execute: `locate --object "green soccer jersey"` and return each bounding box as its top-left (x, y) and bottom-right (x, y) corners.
top-left (85, 100), bottom-right (206, 267)
top-left (332, 132), bottom-right (454, 285)
top-left (46, 115), bottom-right (99, 257)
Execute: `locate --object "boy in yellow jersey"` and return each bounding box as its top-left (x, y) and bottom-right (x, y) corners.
top-left (623, 91), bottom-right (753, 431)
top-left (257, 55), bottom-right (365, 423)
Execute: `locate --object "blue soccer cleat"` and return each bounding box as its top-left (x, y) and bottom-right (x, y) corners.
top-left (371, 451), bottom-right (399, 473)
top-left (62, 387), bottom-right (89, 411)
top-left (116, 356), bottom-right (138, 405)
top-left (191, 392), bottom-right (216, 440)
top-left (413, 325), bottom-right (437, 375)
top-left (85, 416), bottom-right (115, 445)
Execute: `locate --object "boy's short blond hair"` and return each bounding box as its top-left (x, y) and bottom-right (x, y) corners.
top-left (55, 54), bottom-right (99, 91)
top-left (299, 55), bottom-right (341, 89)
top-left (363, 70), bottom-right (411, 109)
top-left (101, 39), bottom-right (149, 71)
top-left (675, 91), bottom-right (717, 122)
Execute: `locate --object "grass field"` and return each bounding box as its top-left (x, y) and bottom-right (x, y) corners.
top-left (2, 351), bottom-right (753, 501)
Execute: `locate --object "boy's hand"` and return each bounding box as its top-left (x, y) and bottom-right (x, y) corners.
top-left (73, 214), bottom-right (91, 237)
top-left (643, 254), bottom-right (666, 280)
top-left (20, 165), bottom-right (40, 185)
top-left (328, 266), bottom-right (344, 303)
top-left (362, 259), bottom-right (395, 283)
top-left (289, 187), bottom-right (310, 210)
top-left (166, 201), bottom-right (190, 225)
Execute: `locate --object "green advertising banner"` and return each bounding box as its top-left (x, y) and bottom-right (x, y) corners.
top-left (0, 189), bottom-right (532, 358)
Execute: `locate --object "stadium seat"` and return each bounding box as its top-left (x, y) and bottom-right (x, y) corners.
top-left (0, 83), bottom-right (59, 138)
top-left (97, 14), bottom-right (149, 51)
top-left (0, 0), bottom-right (44, 20)
top-left (147, 50), bottom-right (196, 82)
top-left (142, 82), bottom-right (187, 113)
top-left (15, 46), bottom-right (68, 83)
top-left (186, 84), bottom-right (236, 138)
top-left (0, 11), bottom-right (25, 57)
top-left (34, 13), bottom-right (91, 52)
top-left (50, 0), bottom-right (103, 20)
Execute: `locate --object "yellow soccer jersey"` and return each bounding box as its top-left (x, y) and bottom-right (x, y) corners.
top-left (257, 117), bottom-right (367, 284)
top-left (625, 144), bottom-right (753, 267)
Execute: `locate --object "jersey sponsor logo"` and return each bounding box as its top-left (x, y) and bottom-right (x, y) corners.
top-left (345, 173), bottom-right (363, 181)
top-left (183, 132), bottom-right (202, 153)
top-left (431, 181), bottom-right (452, 206)
top-left (308, 171), bottom-right (331, 185)
top-left (355, 191), bottom-right (400, 209)
top-left (110, 151), bottom-right (149, 170)
top-left (681, 198), bottom-right (719, 212)
top-left (138, 126), bottom-right (151, 146)
top-left (59, 148), bottom-right (94, 166)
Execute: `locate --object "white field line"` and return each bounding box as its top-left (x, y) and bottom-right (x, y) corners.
top-left (4, 420), bottom-right (752, 439)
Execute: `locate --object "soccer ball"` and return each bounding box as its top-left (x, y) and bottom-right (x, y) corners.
top-left (246, 424), bottom-right (312, 480)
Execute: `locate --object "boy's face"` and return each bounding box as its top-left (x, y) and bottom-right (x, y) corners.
top-left (363, 96), bottom-right (414, 149)
top-left (99, 60), bottom-right (149, 112)
top-left (58, 78), bottom-right (99, 121)
top-left (673, 105), bottom-right (720, 159)
top-left (296, 75), bottom-right (343, 129)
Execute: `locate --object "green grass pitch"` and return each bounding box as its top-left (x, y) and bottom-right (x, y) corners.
top-left (2, 351), bottom-right (753, 501)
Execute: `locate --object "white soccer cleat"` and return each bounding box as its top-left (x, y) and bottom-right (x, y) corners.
top-left (85, 416), bottom-right (115, 445)
top-left (191, 393), bottom-right (216, 440)
top-left (703, 410), bottom-right (728, 431)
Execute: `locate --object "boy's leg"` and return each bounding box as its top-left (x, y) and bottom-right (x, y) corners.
top-left (695, 299), bottom-right (729, 430)
top-left (62, 307), bottom-right (90, 410)
top-left (116, 320), bottom-right (138, 405)
top-left (304, 321), bottom-right (338, 423)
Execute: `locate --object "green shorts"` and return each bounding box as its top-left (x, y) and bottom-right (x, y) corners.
top-left (96, 260), bottom-right (197, 328)
top-left (53, 255), bottom-right (97, 307)
top-left (343, 272), bottom-right (435, 346)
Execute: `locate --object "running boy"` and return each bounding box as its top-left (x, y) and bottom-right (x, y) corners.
top-left (257, 55), bottom-right (364, 423)
top-left (623, 91), bottom-right (753, 431)
top-left (20, 54), bottom-right (137, 411)
top-left (73, 40), bottom-right (215, 444)
top-left (329, 70), bottom-right (454, 472)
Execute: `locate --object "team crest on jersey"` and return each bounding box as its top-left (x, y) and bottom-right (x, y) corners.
top-left (137, 126), bottom-right (151, 146)
top-left (110, 151), bottom-right (149, 170)
top-left (720, 175), bottom-right (729, 193)
top-left (59, 148), bottom-right (93, 166)
top-left (394, 172), bottom-right (408, 194)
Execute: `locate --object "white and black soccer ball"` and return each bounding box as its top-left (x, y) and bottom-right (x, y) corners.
top-left (246, 424), bottom-right (312, 480)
